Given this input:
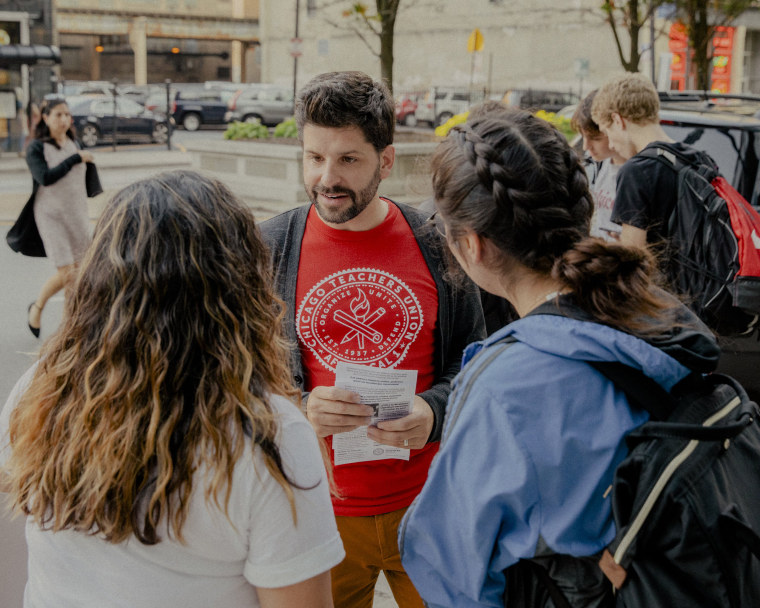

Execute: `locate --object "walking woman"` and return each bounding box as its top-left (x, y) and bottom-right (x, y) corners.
top-left (25, 97), bottom-right (93, 337)
top-left (1, 171), bottom-right (344, 607)
top-left (398, 110), bottom-right (720, 606)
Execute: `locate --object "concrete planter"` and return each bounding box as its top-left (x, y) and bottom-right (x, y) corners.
top-left (186, 138), bottom-right (438, 217)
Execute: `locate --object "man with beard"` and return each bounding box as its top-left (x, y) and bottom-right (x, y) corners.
top-left (260, 71), bottom-right (485, 608)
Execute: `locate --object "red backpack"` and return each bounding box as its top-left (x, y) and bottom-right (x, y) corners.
top-left (640, 144), bottom-right (760, 336)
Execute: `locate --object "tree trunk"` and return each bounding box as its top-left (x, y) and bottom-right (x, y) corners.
top-left (689, 0), bottom-right (713, 90)
top-left (626, 0), bottom-right (642, 73)
top-left (603, 0), bottom-right (645, 73)
top-left (378, 0), bottom-right (399, 94)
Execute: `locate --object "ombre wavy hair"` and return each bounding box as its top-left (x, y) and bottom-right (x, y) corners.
top-left (5, 170), bottom-right (302, 545)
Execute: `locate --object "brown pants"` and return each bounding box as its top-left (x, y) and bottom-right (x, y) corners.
top-left (332, 507), bottom-right (424, 608)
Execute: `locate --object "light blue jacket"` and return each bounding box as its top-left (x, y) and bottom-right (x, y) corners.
top-left (398, 311), bottom-right (712, 607)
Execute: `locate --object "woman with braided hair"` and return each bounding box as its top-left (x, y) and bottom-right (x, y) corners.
top-left (0, 170), bottom-right (344, 607)
top-left (398, 110), bottom-right (720, 606)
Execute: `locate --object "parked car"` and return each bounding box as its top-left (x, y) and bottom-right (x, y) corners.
top-left (395, 94), bottom-right (419, 127)
top-left (61, 80), bottom-right (113, 97)
top-left (143, 90), bottom-right (173, 115)
top-left (118, 84), bottom-right (162, 106)
top-left (415, 87), bottom-right (486, 127)
top-left (224, 85), bottom-right (294, 126)
top-left (658, 106), bottom-right (760, 209)
top-left (67, 95), bottom-right (169, 147)
top-left (172, 86), bottom-right (236, 131)
top-left (502, 89), bottom-right (580, 113)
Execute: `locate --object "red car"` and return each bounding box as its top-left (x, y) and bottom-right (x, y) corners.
top-left (395, 95), bottom-right (418, 127)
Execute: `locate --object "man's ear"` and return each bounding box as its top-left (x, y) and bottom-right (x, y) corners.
top-left (379, 145), bottom-right (395, 179)
top-left (611, 112), bottom-right (626, 131)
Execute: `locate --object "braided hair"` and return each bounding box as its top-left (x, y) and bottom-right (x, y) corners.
top-left (433, 108), bottom-right (678, 335)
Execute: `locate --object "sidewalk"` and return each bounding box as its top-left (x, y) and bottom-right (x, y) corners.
top-left (0, 144), bottom-right (192, 175)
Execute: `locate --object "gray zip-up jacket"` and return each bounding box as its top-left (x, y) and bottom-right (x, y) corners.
top-left (260, 201), bottom-right (486, 443)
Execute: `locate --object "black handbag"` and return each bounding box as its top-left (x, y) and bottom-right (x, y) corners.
top-left (6, 193), bottom-right (46, 257)
top-left (85, 161), bottom-right (103, 197)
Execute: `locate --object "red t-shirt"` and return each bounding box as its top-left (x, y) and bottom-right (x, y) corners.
top-left (296, 201), bottom-right (439, 516)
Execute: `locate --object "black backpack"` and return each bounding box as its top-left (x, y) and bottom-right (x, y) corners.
top-left (638, 144), bottom-right (760, 337)
top-left (499, 335), bottom-right (760, 606)
top-left (593, 366), bottom-right (760, 607)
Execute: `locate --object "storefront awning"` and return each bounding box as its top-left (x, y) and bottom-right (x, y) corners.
top-left (0, 45), bottom-right (61, 67)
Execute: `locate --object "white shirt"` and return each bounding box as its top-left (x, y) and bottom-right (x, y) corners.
top-left (0, 366), bottom-right (344, 608)
top-left (586, 158), bottom-right (622, 241)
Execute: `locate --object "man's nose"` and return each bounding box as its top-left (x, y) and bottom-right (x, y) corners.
top-left (320, 161), bottom-right (341, 188)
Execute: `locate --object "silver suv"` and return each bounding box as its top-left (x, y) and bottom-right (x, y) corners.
top-left (225, 85), bottom-right (294, 126)
top-left (414, 87), bottom-right (485, 127)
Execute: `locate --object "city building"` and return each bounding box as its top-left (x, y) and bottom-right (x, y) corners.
top-left (0, 0), bottom-right (59, 153)
top-left (55, 0), bottom-right (260, 85)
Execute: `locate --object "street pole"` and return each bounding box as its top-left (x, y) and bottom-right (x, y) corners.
top-left (293, 0), bottom-right (300, 102)
top-left (650, 0), bottom-right (656, 86)
top-left (165, 78), bottom-right (172, 151)
top-left (111, 78), bottom-right (118, 152)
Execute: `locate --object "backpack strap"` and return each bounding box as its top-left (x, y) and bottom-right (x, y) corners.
top-left (637, 142), bottom-right (723, 196)
top-left (588, 360), bottom-right (677, 421)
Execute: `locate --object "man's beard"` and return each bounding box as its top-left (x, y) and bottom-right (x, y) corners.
top-left (308, 164), bottom-right (382, 225)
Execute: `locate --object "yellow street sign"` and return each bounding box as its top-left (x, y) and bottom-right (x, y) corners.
top-left (467, 28), bottom-right (484, 53)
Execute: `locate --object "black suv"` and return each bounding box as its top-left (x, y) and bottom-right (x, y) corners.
top-left (503, 89), bottom-right (580, 113)
top-left (171, 86), bottom-right (237, 131)
top-left (656, 91), bottom-right (760, 209)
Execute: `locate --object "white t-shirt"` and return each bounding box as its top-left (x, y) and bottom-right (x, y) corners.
top-left (586, 158), bottom-right (622, 241)
top-left (0, 366), bottom-right (345, 608)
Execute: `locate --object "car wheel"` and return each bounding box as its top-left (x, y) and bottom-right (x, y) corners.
top-left (436, 112), bottom-right (453, 127)
top-left (403, 113), bottom-right (418, 127)
top-left (244, 114), bottom-right (264, 124)
top-left (182, 113), bottom-right (201, 131)
top-left (80, 124), bottom-right (99, 148)
top-left (152, 122), bottom-right (169, 144)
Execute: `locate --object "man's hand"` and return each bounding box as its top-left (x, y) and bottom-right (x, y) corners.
top-left (306, 386), bottom-right (374, 437)
top-left (366, 396), bottom-right (434, 450)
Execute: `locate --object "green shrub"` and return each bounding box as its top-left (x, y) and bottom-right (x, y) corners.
top-left (535, 110), bottom-right (576, 142)
top-left (223, 120), bottom-right (269, 140)
top-left (274, 117), bottom-right (298, 138)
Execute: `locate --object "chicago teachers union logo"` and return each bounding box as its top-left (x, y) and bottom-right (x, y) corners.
top-left (296, 268), bottom-right (424, 371)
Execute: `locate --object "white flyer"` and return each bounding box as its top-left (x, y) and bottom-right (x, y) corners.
top-left (332, 362), bottom-right (417, 465)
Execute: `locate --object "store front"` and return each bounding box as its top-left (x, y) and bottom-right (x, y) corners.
top-left (0, 43), bottom-right (60, 154)
top-left (0, 7), bottom-right (59, 155)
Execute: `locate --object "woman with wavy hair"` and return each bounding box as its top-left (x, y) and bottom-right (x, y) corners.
top-left (0, 170), bottom-right (344, 607)
top-left (398, 110), bottom-right (720, 606)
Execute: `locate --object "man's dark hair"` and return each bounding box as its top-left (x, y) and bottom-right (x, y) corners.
top-left (571, 90), bottom-right (601, 136)
top-left (295, 71), bottom-right (395, 151)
